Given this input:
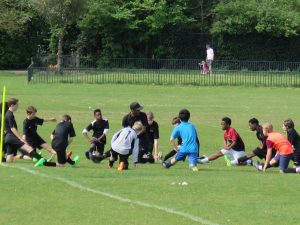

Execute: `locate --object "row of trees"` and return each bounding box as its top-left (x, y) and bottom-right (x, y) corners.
top-left (1, 0), bottom-right (300, 69)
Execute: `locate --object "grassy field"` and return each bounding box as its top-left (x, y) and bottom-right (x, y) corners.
top-left (1, 71), bottom-right (300, 225)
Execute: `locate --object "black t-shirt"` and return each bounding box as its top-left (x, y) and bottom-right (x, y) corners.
top-left (23, 117), bottom-right (44, 142)
top-left (85, 119), bottom-right (109, 143)
top-left (122, 112), bottom-right (148, 128)
top-left (51, 121), bottom-right (76, 150)
top-left (146, 121), bottom-right (159, 144)
top-left (287, 129), bottom-right (300, 152)
top-left (256, 125), bottom-right (267, 149)
top-left (4, 110), bottom-right (17, 135)
top-left (122, 112), bottom-right (148, 147)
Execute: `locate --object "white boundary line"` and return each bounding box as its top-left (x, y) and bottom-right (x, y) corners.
top-left (2, 164), bottom-right (220, 225)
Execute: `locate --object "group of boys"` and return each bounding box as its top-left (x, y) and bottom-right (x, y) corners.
top-left (1, 98), bottom-right (79, 167)
top-left (197, 117), bottom-right (300, 173)
top-left (83, 102), bottom-right (159, 170)
top-left (2, 98), bottom-right (300, 174)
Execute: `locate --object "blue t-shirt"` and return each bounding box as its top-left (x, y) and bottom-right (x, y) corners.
top-left (171, 121), bottom-right (199, 153)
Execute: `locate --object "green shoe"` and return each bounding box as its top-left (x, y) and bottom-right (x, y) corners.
top-left (191, 166), bottom-right (199, 172)
top-left (71, 156), bottom-right (80, 167)
top-left (224, 155), bottom-right (231, 167)
top-left (34, 158), bottom-right (46, 167)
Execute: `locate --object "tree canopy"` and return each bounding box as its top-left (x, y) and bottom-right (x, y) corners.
top-left (1, 0), bottom-right (300, 68)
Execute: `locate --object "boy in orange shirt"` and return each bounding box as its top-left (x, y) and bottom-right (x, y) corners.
top-left (259, 123), bottom-right (299, 173)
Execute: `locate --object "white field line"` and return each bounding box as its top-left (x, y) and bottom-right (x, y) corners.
top-left (2, 164), bottom-right (220, 225)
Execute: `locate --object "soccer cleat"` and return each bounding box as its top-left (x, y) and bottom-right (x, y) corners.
top-left (224, 155), bottom-right (232, 167)
top-left (246, 159), bottom-right (253, 166)
top-left (71, 156), bottom-right (80, 167)
top-left (34, 158), bottom-right (46, 167)
top-left (198, 155), bottom-right (209, 164)
top-left (191, 166), bottom-right (199, 172)
top-left (91, 155), bottom-right (102, 164)
top-left (117, 161), bottom-right (125, 171)
top-left (162, 161), bottom-right (171, 169)
top-left (253, 161), bottom-right (263, 172)
top-left (85, 151), bottom-right (91, 160)
top-left (108, 161), bottom-right (114, 169)
top-left (67, 150), bottom-right (72, 158)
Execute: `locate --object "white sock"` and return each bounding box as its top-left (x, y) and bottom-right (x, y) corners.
top-left (201, 157), bottom-right (209, 163)
top-left (231, 159), bottom-right (238, 165)
top-left (246, 159), bottom-right (252, 165)
top-left (296, 167), bottom-right (300, 173)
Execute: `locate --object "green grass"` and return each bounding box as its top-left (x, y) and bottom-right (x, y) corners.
top-left (1, 71), bottom-right (300, 225)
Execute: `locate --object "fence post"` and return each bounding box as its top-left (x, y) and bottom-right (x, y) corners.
top-left (27, 58), bottom-right (34, 83)
top-left (76, 54), bottom-right (80, 67)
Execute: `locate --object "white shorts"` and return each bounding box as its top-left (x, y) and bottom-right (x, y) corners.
top-left (220, 148), bottom-right (245, 160)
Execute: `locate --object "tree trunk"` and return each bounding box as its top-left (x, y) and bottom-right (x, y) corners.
top-left (57, 31), bottom-right (64, 73)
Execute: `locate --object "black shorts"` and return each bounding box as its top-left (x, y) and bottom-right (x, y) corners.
top-left (27, 137), bottom-right (46, 150)
top-left (110, 149), bottom-right (129, 164)
top-left (252, 147), bottom-right (276, 159)
top-left (55, 147), bottom-right (67, 164)
top-left (292, 150), bottom-right (300, 166)
top-left (5, 134), bottom-right (25, 155)
top-left (91, 141), bottom-right (105, 154)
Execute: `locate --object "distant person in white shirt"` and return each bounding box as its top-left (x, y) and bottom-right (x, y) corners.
top-left (206, 44), bottom-right (214, 75)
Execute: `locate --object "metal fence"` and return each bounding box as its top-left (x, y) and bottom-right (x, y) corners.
top-left (28, 67), bottom-right (300, 88)
top-left (34, 55), bottom-right (300, 72)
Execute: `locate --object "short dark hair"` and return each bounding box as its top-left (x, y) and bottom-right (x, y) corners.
top-left (222, 117), bottom-right (231, 126)
top-left (179, 109), bottom-right (190, 122)
top-left (94, 109), bottom-right (101, 115)
top-left (26, 106), bottom-right (37, 114)
top-left (62, 114), bottom-right (72, 122)
top-left (283, 119), bottom-right (294, 129)
top-left (248, 118), bottom-right (259, 125)
top-left (8, 98), bottom-right (18, 107)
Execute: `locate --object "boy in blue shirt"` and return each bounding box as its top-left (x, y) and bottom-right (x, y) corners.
top-left (163, 109), bottom-right (199, 171)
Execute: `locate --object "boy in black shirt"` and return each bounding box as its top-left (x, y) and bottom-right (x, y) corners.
top-left (236, 118), bottom-right (276, 165)
top-left (4, 98), bottom-right (53, 167)
top-left (23, 106), bottom-right (57, 158)
top-left (122, 102), bottom-right (150, 163)
top-left (142, 112), bottom-right (159, 163)
top-left (283, 119), bottom-right (300, 168)
top-left (49, 115), bottom-right (79, 167)
top-left (0, 101), bottom-right (8, 162)
top-left (82, 109), bottom-right (109, 160)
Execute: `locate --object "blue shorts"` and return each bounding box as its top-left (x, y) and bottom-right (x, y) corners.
top-left (274, 154), bottom-right (293, 171)
top-left (175, 151), bottom-right (198, 167)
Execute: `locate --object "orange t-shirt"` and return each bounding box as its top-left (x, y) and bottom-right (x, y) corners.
top-left (266, 132), bottom-right (293, 155)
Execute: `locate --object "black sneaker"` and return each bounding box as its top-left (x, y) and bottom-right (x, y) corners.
top-left (162, 161), bottom-right (171, 169)
top-left (91, 155), bottom-right (103, 164)
top-left (85, 151), bottom-right (91, 160)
